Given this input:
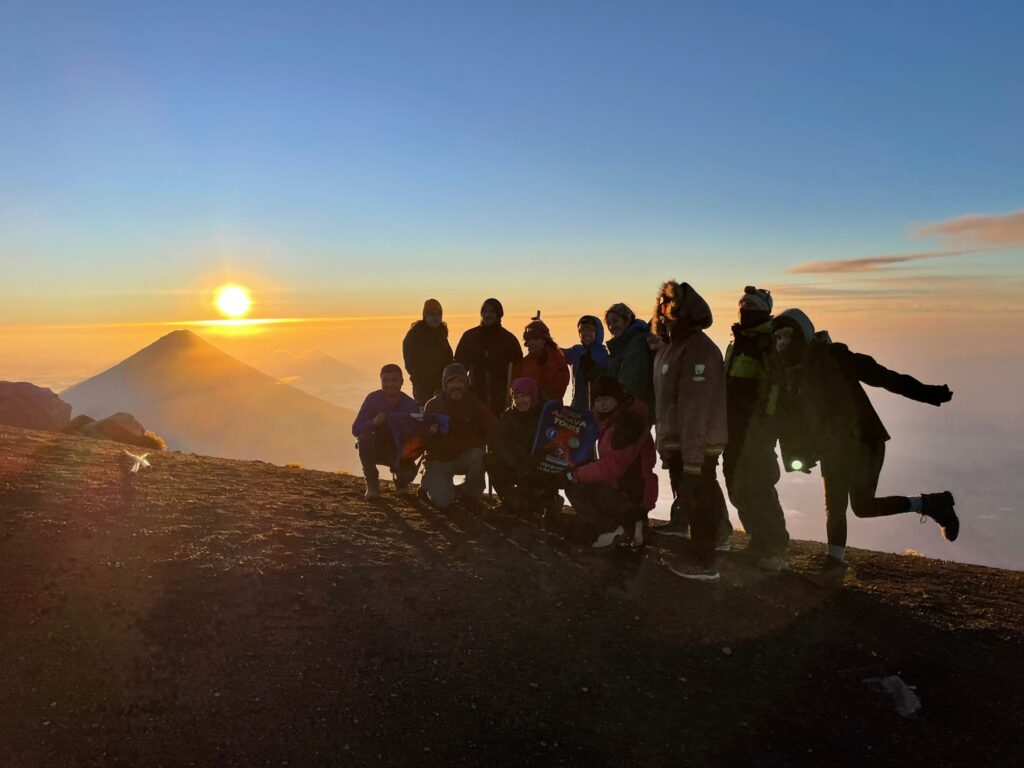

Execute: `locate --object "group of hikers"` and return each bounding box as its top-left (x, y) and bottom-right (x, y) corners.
top-left (351, 284), bottom-right (959, 583)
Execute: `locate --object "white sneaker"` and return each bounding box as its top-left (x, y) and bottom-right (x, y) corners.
top-left (592, 526), bottom-right (625, 549)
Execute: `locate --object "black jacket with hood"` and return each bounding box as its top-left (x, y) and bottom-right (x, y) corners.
top-left (769, 309), bottom-right (951, 463)
top-left (454, 324), bottom-right (524, 416)
top-left (403, 320), bottom-right (454, 404)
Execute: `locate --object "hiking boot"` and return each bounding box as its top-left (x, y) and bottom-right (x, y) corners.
top-left (804, 556), bottom-right (847, 587)
top-left (393, 481), bottom-right (413, 496)
top-left (757, 554), bottom-right (787, 572)
top-left (662, 553), bottom-right (720, 582)
top-left (364, 477), bottom-right (381, 500)
top-left (592, 526), bottom-right (625, 549)
top-left (651, 520), bottom-right (690, 538)
top-left (921, 491), bottom-right (959, 542)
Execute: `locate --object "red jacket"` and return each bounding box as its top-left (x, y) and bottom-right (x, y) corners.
top-left (573, 400), bottom-right (658, 511)
top-left (512, 344), bottom-right (570, 404)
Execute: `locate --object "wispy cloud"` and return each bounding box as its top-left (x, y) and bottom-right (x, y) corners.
top-left (916, 209), bottom-right (1024, 247)
top-left (786, 248), bottom-right (981, 274)
top-left (787, 209), bottom-right (1024, 274)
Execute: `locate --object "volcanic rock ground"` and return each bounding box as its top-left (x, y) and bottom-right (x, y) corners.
top-left (0, 425), bottom-right (1021, 767)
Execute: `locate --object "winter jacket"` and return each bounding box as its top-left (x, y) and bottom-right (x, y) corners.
top-left (769, 309), bottom-right (950, 462)
top-left (573, 400), bottom-right (658, 511)
top-left (454, 323), bottom-right (524, 416)
top-left (490, 405), bottom-right (542, 471)
top-left (652, 285), bottom-right (728, 472)
top-left (402, 321), bottom-right (454, 404)
top-left (606, 319), bottom-right (655, 417)
top-left (512, 343), bottom-right (570, 405)
top-left (423, 390), bottom-right (496, 463)
top-left (723, 319), bottom-right (775, 444)
top-left (351, 390), bottom-right (422, 465)
top-left (562, 316), bottom-right (611, 410)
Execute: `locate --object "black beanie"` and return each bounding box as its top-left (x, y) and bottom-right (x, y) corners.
top-left (590, 374), bottom-right (626, 403)
top-left (481, 297), bottom-right (504, 319)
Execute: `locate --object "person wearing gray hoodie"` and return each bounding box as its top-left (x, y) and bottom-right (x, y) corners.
top-left (769, 308), bottom-right (958, 580)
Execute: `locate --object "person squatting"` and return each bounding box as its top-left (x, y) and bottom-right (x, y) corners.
top-left (351, 287), bottom-right (959, 583)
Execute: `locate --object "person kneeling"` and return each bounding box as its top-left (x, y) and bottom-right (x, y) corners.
top-left (351, 364), bottom-right (422, 499)
top-left (421, 363), bottom-right (496, 510)
top-left (562, 375), bottom-right (658, 549)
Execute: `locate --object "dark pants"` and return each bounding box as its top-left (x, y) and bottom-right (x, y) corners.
top-left (668, 454), bottom-right (728, 566)
top-left (486, 454), bottom-right (562, 512)
top-left (411, 381), bottom-right (438, 407)
top-left (723, 419), bottom-right (789, 556)
top-left (821, 441), bottom-right (909, 548)
top-left (565, 482), bottom-right (645, 539)
top-left (357, 428), bottom-right (417, 485)
top-left (667, 453), bottom-right (732, 546)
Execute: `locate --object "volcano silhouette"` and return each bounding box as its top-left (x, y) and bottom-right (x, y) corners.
top-left (61, 329), bottom-right (359, 472)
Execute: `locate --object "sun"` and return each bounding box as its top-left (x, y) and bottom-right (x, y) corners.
top-left (214, 284), bottom-right (252, 318)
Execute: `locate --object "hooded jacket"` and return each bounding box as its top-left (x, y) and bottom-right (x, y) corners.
top-left (606, 318), bottom-right (655, 418)
top-left (572, 399), bottom-right (658, 511)
top-left (454, 323), bottom-right (524, 416)
top-left (561, 315), bottom-right (610, 410)
top-left (402, 320), bottom-right (454, 404)
top-left (351, 389), bottom-right (422, 466)
top-left (769, 308), bottom-right (951, 463)
top-left (513, 341), bottom-right (570, 405)
top-left (651, 282), bottom-right (728, 471)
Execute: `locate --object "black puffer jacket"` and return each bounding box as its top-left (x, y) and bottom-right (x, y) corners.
top-left (770, 309), bottom-right (951, 462)
top-left (403, 321), bottom-right (454, 404)
top-left (454, 324), bottom-right (524, 416)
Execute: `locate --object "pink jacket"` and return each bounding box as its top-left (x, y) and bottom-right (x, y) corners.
top-left (652, 285), bottom-right (728, 471)
top-left (572, 400), bottom-right (658, 511)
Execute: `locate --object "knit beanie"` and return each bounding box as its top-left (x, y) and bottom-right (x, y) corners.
top-left (605, 302), bottom-right (636, 325)
top-left (442, 362), bottom-right (468, 390)
top-left (740, 286), bottom-right (773, 313)
top-left (523, 319), bottom-right (553, 343)
top-left (510, 377), bottom-right (540, 404)
top-left (590, 374), bottom-right (626, 403)
top-left (422, 298), bottom-right (443, 318)
top-left (481, 298), bottom-right (504, 319)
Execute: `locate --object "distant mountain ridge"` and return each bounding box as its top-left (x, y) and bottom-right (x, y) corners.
top-left (61, 329), bottom-right (359, 472)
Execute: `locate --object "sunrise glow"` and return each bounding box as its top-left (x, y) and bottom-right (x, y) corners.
top-left (214, 285), bottom-right (252, 319)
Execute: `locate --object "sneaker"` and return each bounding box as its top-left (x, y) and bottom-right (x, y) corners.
top-left (757, 554), bottom-right (787, 572)
top-left (921, 491), bottom-right (959, 542)
top-left (592, 526), bottom-right (625, 549)
top-left (662, 554), bottom-right (720, 582)
top-left (651, 520), bottom-right (690, 538)
top-left (364, 477), bottom-right (381, 500)
top-left (393, 482), bottom-right (413, 496)
top-left (715, 539), bottom-right (732, 553)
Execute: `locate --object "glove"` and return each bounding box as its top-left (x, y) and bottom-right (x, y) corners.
top-left (927, 384), bottom-right (953, 406)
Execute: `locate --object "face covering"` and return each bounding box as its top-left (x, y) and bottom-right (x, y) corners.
top-left (739, 308), bottom-right (771, 329)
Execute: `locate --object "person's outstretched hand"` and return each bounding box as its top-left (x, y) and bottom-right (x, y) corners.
top-left (929, 384), bottom-right (953, 405)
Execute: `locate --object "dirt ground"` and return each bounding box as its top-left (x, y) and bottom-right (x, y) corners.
top-left (1, 425), bottom-right (1022, 767)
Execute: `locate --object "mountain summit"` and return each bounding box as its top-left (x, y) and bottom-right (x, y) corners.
top-left (61, 329), bottom-right (359, 471)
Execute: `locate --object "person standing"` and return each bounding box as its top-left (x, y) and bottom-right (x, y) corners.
top-left (562, 315), bottom-right (610, 411)
top-left (454, 298), bottom-right (523, 417)
top-left (402, 298), bottom-right (454, 406)
top-left (604, 303), bottom-right (655, 419)
top-left (723, 286), bottom-right (789, 571)
top-left (421, 363), bottom-right (496, 510)
top-left (651, 281), bottom-right (729, 582)
top-left (512, 315), bottom-right (570, 405)
top-left (769, 308), bottom-right (958, 580)
top-left (351, 364), bottom-right (422, 499)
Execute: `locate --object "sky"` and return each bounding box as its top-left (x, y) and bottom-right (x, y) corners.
top-left (1, 1), bottom-right (1022, 567)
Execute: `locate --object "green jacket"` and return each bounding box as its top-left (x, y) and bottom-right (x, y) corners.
top-left (606, 319), bottom-right (655, 419)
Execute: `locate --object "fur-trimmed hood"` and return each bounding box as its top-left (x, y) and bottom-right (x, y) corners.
top-left (652, 281), bottom-right (713, 339)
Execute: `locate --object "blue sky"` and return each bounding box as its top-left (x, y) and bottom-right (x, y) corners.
top-left (1, 0), bottom-right (1022, 319)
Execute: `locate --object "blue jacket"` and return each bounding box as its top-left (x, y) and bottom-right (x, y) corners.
top-left (562, 315), bottom-right (611, 410)
top-left (351, 389), bottom-right (425, 467)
